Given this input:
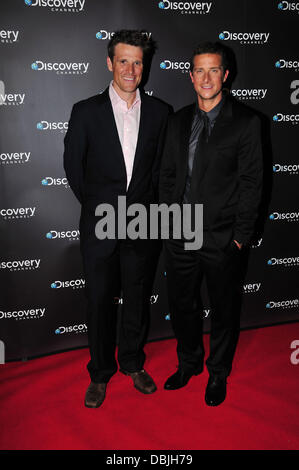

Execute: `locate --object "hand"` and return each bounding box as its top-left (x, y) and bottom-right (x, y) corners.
top-left (233, 240), bottom-right (242, 250)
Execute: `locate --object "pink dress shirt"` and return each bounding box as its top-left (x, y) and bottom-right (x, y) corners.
top-left (109, 81), bottom-right (141, 190)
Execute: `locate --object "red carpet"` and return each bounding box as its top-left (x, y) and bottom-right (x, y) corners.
top-left (0, 323), bottom-right (298, 450)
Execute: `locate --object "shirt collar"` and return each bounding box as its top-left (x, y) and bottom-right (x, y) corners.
top-left (109, 80), bottom-right (141, 109)
top-left (197, 94), bottom-right (225, 122)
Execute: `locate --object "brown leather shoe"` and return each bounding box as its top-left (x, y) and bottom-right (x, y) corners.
top-left (84, 382), bottom-right (107, 408)
top-left (120, 369), bottom-right (157, 394)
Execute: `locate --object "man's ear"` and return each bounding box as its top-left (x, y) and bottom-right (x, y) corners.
top-left (189, 71), bottom-right (194, 84)
top-left (223, 69), bottom-right (229, 83)
top-left (107, 56), bottom-right (113, 72)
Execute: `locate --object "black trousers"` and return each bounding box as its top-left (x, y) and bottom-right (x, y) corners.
top-left (164, 233), bottom-right (243, 379)
top-left (82, 240), bottom-right (159, 383)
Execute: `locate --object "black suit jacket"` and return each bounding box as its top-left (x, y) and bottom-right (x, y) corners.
top-left (159, 95), bottom-right (263, 247)
top-left (64, 88), bottom-right (170, 256)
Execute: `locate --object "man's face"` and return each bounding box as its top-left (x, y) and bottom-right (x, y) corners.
top-left (107, 43), bottom-right (143, 97)
top-left (190, 53), bottom-right (229, 102)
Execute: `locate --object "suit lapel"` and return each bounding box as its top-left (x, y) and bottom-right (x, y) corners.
top-left (207, 94), bottom-right (233, 145)
top-left (95, 88), bottom-right (128, 185)
top-left (178, 104), bottom-right (196, 180)
top-left (98, 88), bottom-right (150, 192)
top-left (130, 92), bottom-right (149, 181)
top-left (198, 95), bottom-right (234, 181)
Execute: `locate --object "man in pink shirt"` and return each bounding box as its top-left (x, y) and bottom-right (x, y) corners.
top-left (108, 74), bottom-right (141, 191)
top-left (64, 30), bottom-right (170, 408)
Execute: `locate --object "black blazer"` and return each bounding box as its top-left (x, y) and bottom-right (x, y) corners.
top-left (64, 88), bottom-right (170, 255)
top-left (159, 95), bottom-right (263, 247)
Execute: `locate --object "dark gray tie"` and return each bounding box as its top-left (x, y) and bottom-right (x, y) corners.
top-left (201, 111), bottom-right (211, 143)
top-left (188, 111), bottom-right (210, 203)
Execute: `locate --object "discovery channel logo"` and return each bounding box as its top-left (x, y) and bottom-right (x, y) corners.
top-left (0, 80), bottom-right (25, 106)
top-left (267, 256), bottom-right (299, 267)
top-left (243, 282), bottom-right (261, 294)
top-left (218, 31), bottom-right (270, 44)
top-left (96, 30), bottom-right (151, 40)
top-left (0, 307), bottom-right (46, 320)
top-left (273, 113), bottom-right (299, 124)
top-left (31, 60), bottom-right (89, 74)
top-left (266, 299), bottom-right (299, 309)
top-left (24, 0), bottom-right (85, 12)
top-left (51, 279), bottom-right (85, 289)
top-left (275, 59), bottom-right (299, 71)
top-left (231, 88), bottom-right (267, 100)
top-left (0, 258), bottom-right (40, 271)
top-left (277, 1), bottom-right (299, 12)
top-left (158, 1), bottom-right (212, 14)
top-left (160, 60), bottom-right (190, 73)
top-left (0, 207), bottom-right (36, 220)
top-left (55, 324), bottom-right (87, 335)
top-left (0, 151), bottom-right (31, 165)
top-left (41, 177), bottom-right (69, 187)
top-left (269, 211), bottom-right (299, 222)
top-left (0, 29), bottom-right (19, 43)
top-left (96, 30), bottom-right (115, 40)
top-left (46, 230), bottom-right (80, 240)
top-left (36, 121), bottom-right (68, 132)
top-left (273, 163), bottom-right (299, 175)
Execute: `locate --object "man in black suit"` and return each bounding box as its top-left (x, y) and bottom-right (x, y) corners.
top-left (159, 42), bottom-right (263, 406)
top-left (64, 30), bottom-right (170, 408)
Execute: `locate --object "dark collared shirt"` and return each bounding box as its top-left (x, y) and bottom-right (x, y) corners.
top-left (183, 96), bottom-right (224, 203)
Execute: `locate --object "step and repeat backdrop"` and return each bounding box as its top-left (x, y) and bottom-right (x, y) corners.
top-left (1, 0), bottom-right (299, 361)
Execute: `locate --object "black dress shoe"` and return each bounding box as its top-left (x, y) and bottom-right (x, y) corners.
top-left (205, 375), bottom-right (227, 406)
top-left (164, 368), bottom-right (201, 390)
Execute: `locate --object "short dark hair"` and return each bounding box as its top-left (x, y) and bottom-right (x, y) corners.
top-left (107, 29), bottom-right (156, 62)
top-left (190, 41), bottom-right (229, 73)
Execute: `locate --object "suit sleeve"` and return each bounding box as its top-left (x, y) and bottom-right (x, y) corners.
top-left (234, 114), bottom-right (263, 245)
top-left (63, 103), bottom-right (87, 204)
top-left (158, 115), bottom-right (176, 204)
